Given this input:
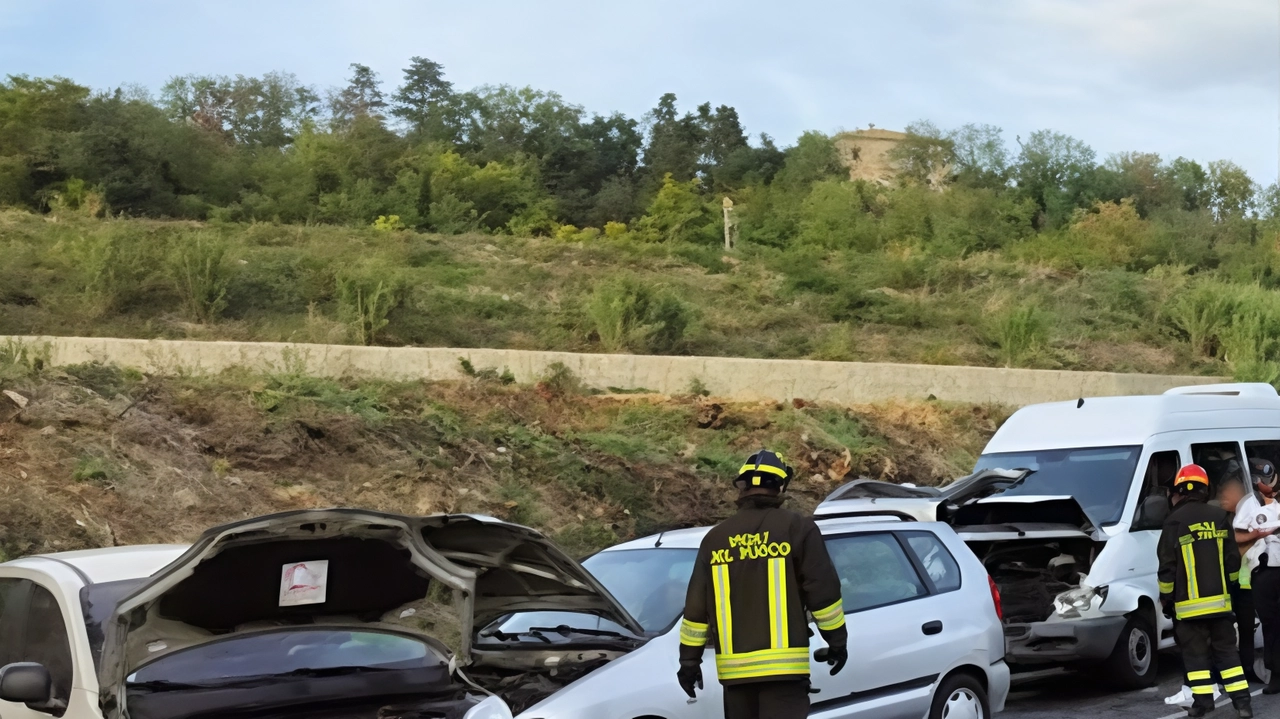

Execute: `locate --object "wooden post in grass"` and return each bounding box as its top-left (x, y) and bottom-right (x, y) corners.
top-left (722, 197), bottom-right (738, 251)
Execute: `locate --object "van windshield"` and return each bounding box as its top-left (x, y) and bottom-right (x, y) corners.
top-left (973, 445), bottom-right (1142, 526)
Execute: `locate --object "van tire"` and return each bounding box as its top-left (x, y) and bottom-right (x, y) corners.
top-left (929, 673), bottom-right (989, 719)
top-left (1100, 614), bottom-right (1158, 689)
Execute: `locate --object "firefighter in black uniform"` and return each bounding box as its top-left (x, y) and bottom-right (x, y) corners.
top-left (676, 449), bottom-right (848, 719)
top-left (1159, 464), bottom-right (1253, 719)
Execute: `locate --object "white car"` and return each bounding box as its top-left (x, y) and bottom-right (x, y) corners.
top-left (816, 382), bottom-right (1280, 688)
top-left (480, 516), bottom-right (1010, 719)
top-left (0, 509), bottom-right (650, 719)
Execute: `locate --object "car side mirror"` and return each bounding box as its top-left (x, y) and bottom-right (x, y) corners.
top-left (1133, 495), bottom-right (1170, 531)
top-left (0, 662), bottom-right (51, 705)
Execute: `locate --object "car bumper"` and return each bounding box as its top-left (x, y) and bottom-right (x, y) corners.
top-left (987, 659), bottom-right (1011, 713)
top-left (1004, 616), bottom-right (1127, 664)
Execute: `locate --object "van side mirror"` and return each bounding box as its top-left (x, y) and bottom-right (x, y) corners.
top-left (0, 662), bottom-right (51, 705)
top-left (1132, 495), bottom-right (1170, 531)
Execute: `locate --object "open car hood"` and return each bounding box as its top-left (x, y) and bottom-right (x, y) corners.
top-left (97, 509), bottom-right (641, 719)
top-left (815, 469), bottom-right (1034, 524)
top-left (951, 495), bottom-right (1096, 537)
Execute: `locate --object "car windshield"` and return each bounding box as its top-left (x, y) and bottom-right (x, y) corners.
top-left (128, 629), bottom-right (443, 686)
top-left (484, 547), bottom-right (698, 637)
top-left (973, 445), bottom-right (1142, 526)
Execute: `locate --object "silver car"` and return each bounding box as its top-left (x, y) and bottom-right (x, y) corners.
top-left (481, 516), bottom-right (1011, 719)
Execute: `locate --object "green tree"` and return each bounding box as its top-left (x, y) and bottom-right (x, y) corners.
top-left (329, 64), bottom-right (387, 129)
top-left (888, 120), bottom-right (955, 188)
top-left (641, 94), bottom-right (705, 185)
top-left (1013, 129), bottom-right (1099, 228)
top-left (950, 123), bottom-right (1009, 189)
top-left (391, 56), bottom-right (458, 142)
top-left (1206, 160), bottom-right (1256, 220)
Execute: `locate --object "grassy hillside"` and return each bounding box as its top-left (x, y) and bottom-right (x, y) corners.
top-left (1, 210), bottom-right (1272, 377)
top-left (0, 350), bottom-right (1001, 559)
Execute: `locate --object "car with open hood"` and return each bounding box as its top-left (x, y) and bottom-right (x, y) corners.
top-left (816, 382), bottom-right (1280, 689)
top-left (0, 509), bottom-right (642, 719)
top-left (474, 516), bottom-right (1008, 719)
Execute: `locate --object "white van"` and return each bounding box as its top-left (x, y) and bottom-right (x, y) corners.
top-left (815, 382), bottom-right (1280, 689)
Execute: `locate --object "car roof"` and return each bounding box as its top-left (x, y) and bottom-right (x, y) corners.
top-left (603, 516), bottom-right (920, 553)
top-left (985, 383), bottom-right (1280, 454)
top-left (5, 545), bottom-right (188, 584)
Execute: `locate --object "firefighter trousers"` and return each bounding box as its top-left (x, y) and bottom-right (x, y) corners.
top-left (1176, 617), bottom-right (1251, 700)
top-left (722, 679), bottom-right (810, 719)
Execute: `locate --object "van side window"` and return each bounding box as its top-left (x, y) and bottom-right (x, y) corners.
top-left (1191, 442), bottom-right (1245, 495)
top-left (1245, 441), bottom-right (1280, 481)
top-left (1138, 451), bottom-right (1180, 501)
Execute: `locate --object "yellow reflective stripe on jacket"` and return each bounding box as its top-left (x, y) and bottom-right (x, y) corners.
top-left (714, 646), bottom-right (810, 680)
top-left (1175, 593), bottom-right (1231, 619)
top-left (712, 563), bottom-right (733, 655)
top-left (1217, 538), bottom-right (1228, 596)
top-left (679, 619), bottom-right (708, 647)
top-left (767, 558), bottom-right (789, 649)
top-left (812, 598), bottom-right (846, 632)
top-left (1158, 581), bottom-right (1174, 594)
top-left (1182, 543), bottom-right (1199, 599)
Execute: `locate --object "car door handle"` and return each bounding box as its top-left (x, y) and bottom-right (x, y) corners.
top-left (922, 620), bottom-right (943, 635)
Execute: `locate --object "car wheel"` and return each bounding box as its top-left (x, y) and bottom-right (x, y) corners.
top-left (929, 673), bottom-right (989, 719)
top-left (1100, 614), bottom-right (1158, 689)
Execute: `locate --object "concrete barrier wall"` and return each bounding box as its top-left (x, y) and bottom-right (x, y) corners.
top-left (2, 336), bottom-right (1225, 407)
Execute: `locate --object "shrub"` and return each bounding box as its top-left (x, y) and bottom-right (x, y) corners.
top-left (336, 269), bottom-right (403, 345)
top-left (71, 224), bottom-right (162, 318)
top-left (372, 214), bottom-right (406, 232)
top-left (603, 221), bottom-right (628, 239)
top-left (989, 303), bottom-right (1050, 367)
top-left (586, 277), bottom-right (693, 353)
top-left (167, 233), bottom-right (232, 323)
top-left (1167, 280), bottom-right (1239, 358)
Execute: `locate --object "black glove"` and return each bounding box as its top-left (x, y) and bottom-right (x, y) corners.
top-left (677, 662), bottom-right (703, 698)
top-left (823, 644), bottom-right (848, 676)
top-left (1161, 596), bottom-right (1174, 617)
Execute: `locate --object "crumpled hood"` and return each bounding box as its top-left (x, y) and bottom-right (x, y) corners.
top-left (97, 509), bottom-right (640, 719)
top-left (951, 494), bottom-right (1096, 537)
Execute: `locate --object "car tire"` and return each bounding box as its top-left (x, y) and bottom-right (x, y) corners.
top-left (929, 673), bottom-right (989, 719)
top-left (1100, 614), bottom-right (1158, 689)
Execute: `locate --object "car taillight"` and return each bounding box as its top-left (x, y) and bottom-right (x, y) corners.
top-left (988, 574), bottom-right (1003, 621)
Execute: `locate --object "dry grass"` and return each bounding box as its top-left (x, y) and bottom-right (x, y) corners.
top-left (0, 363), bottom-right (1003, 560)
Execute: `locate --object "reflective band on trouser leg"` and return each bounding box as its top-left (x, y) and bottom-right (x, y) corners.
top-left (1187, 669), bottom-right (1215, 695)
top-left (715, 647), bottom-right (811, 681)
top-left (1175, 593), bottom-right (1231, 620)
top-left (1221, 666), bottom-right (1249, 694)
top-left (712, 564), bottom-right (733, 655)
top-left (680, 619), bottom-right (708, 647)
top-left (812, 598), bottom-right (846, 632)
top-left (1183, 543), bottom-right (1200, 599)
top-left (767, 558), bottom-right (789, 649)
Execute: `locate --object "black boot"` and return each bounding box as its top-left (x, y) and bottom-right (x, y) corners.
top-left (1264, 674), bottom-right (1280, 695)
top-left (1233, 695), bottom-right (1253, 719)
top-left (1188, 696), bottom-right (1216, 718)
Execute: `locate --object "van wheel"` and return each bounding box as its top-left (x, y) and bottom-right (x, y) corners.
top-left (929, 674), bottom-right (988, 719)
top-left (1101, 614), bottom-right (1158, 689)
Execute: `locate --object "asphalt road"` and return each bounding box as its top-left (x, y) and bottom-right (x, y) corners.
top-left (1002, 660), bottom-right (1274, 719)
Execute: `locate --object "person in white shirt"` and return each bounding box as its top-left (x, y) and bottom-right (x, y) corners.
top-left (1234, 459), bottom-right (1280, 693)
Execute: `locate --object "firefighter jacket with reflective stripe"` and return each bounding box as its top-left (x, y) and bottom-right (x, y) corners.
top-left (679, 497), bottom-right (848, 684)
top-left (1158, 498), bottom-right (1241, 620)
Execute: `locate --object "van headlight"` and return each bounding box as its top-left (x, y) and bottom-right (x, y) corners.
top-left (1053, 586), bottom-right (1108, 618)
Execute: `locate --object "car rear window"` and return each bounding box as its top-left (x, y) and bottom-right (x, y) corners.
top-left (901, 532), bottom-right (961, 593)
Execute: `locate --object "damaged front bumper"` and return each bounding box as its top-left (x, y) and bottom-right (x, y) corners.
top-left (1003, 616), bottom-right (1127, 664)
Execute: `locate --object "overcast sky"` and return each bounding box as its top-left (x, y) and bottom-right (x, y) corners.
top-left (4, 0), bottom-right (1279, 182)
